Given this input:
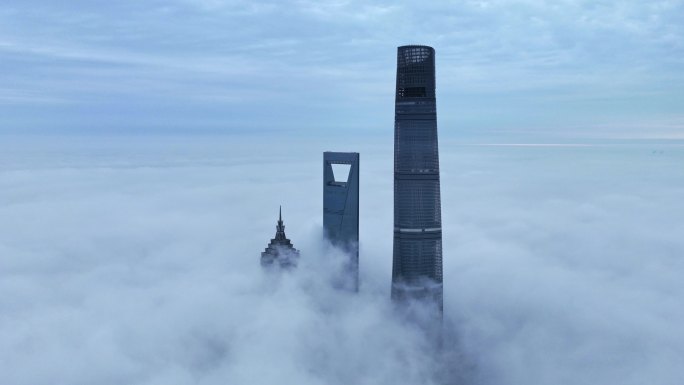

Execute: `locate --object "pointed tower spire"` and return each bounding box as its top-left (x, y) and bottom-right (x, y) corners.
top-left (261, 205), bottom-right (300, 269)
top-left (276, 205), bottom-right (285, 239)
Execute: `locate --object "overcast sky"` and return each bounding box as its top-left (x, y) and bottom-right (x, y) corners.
top-left (1, 0), bottom-right (683, 138)
top-left (2, 2), bottom-right (684, 384)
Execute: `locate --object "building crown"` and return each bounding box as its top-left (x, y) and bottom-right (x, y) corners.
top-left (261, 205), bottom-right (300, 269)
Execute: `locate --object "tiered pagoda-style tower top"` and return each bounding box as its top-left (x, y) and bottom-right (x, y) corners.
top-left (261, 206), bottom-right (300, 269)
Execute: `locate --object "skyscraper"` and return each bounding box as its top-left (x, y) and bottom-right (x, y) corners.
top-left (261, 206), bottom-right (300, 269)
top-left (323, 152), bottom-right (360, 291)
top-left (391, 45), bottom-right (443, 313)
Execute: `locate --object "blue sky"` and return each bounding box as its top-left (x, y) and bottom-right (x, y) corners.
top-left (1, 0), bottom-right (683, 139)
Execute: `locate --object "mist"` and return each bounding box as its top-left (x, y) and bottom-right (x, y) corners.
top-left (1, 134), bottom-right (682, 384)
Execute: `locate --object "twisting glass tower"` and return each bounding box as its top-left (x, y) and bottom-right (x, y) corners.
top-left (391, 45), bottom-right (443, 313)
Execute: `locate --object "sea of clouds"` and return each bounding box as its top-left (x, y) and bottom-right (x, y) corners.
top-left (1, 134), bottom-right (683, 385)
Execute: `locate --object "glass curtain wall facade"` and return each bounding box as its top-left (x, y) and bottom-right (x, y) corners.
top-left (391, 45), bottom-right (443, 312)
top-left (323, 152), bottom-right (360, 291)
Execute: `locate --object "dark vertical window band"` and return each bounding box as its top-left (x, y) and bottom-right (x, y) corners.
top-left (391, 45), bottom-right (443, 313)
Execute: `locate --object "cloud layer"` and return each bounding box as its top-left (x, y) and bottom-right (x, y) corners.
top-left (1, 135), bottom-right (683, 384)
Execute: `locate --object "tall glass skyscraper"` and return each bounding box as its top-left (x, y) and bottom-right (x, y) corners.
top-left (391, 45), bottom-right (443, 313)
top-left (323, 151), bottom-right (360, 291)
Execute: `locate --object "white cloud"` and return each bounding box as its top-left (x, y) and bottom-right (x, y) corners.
top-left (0, 135), bottom-right (683, 384)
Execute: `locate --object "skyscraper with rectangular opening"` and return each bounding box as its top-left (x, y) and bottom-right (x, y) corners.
top-left (391, 45), bottom-right (443, 313)
top-left (323, 152), bottom-right (360, 291)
